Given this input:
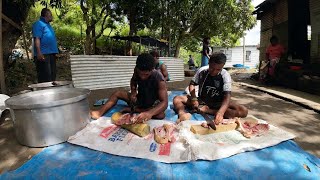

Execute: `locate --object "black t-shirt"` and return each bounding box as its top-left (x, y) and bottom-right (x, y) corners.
top-left (188, 58), bottom-right (195, 66)
top-left (132, 69), bottom-right (165, 108)
top-left (191, 67), bottom-right (232, 108)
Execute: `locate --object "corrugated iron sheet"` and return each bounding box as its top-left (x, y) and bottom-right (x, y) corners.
top-left (70, 55), bottom-right (185, 90)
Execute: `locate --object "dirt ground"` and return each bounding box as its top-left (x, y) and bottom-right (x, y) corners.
top-left (1, 75), bottom-right (320, 174)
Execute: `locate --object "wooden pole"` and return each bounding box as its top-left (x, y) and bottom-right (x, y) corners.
top-left (2, 13), bottom-right (21, 31)
top-left (22, 28), bottom-right (30, 61)
top-left (0, 0), bottom-right (7, 94)
top-left (243, 35), bottom-right (246, 66)
top-left (110, 38), bottom-right (113, 55)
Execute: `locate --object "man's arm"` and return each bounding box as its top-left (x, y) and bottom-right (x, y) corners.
top-left (34, 37), bottom-right (44, 60)
top-left (213, 92), bottom-right (231, 124)
top-left (32, 22), bottom-right (44, 61)
top-left (146, 81), bottom-right (168, 117)
top-left (214, 70), bottom-right (232, 124)
top-left (160, 64), bottom-right (169, 81)
top-left (217, 92), bottom-right (231, 116)
top-left (189, 83), bottom-right (197, 98)
top-left (189, 83), bottom-right (199, 109)
top-left (130, 67), bottom-right (138, 102)
top-left (204, 47), bottom-right (210, 59)
top-left (189, 68), bottom-right (201, 98)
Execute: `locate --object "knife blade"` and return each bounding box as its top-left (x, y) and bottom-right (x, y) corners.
top-left (199, 111), bottom-right (216, 130)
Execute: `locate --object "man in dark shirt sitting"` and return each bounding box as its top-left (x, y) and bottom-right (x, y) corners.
top-left (90, 53), bottom-right (168, 122)
top-left (173, 52), bottom-right (248, 124)
top-left (188, 55), bottom-right (195, 70)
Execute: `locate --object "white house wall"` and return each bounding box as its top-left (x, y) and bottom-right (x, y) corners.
top-left (211, 46), bottom-right (260, 68)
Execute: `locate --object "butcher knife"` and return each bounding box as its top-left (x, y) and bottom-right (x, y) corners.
top-left (196, 108), bottom-right (216, 130)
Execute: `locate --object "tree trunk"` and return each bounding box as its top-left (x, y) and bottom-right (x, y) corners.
top-left (174, 34), bottom-right (184, 58)
top-left (85, 28), bottom-right (92, 55)
top-left (92, 3), bottom-right (97, 54)
top-left (174, 42), bottom-right (181, 58)
top-left (127, 9), bottom-right (136, 56)
top-left (92, 27), bottom-right (96, 54)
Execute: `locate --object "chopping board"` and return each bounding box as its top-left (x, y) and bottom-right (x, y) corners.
top-left (190, 123), bottom-right (238, 135)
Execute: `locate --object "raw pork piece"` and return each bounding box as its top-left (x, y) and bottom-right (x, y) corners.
top-left (236, 118), bottom-right (269, 138)
top-left (153, 124), bottom-right (177, 144)
top-left (112, 112), bottom-right (137, 125)
top-left (200, 118), bottom-right (237, 128)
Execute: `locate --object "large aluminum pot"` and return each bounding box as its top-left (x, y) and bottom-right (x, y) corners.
top-left (28, 81), bottom-right (74, 91)
top-left (5, 88), bottom-right (90, 147)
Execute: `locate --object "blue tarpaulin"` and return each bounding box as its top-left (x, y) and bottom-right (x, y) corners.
top-left (1, 91), bottom-right (319, 179)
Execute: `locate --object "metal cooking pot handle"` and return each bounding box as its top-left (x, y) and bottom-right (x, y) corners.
top-left (1, 109), bottom-right (13, 125)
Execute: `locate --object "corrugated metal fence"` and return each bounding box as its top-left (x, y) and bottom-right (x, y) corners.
top-left (70, 55), bottom-right (185, 90)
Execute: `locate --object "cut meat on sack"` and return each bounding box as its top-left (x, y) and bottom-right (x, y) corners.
top-left (198, 118), bottom-right (269, 138)
top-left (111, 112), bottom-right (137, 125)
top-left (200, 118), bottom-right (237, 128)
top-left (111, 112), bottom-right (150, 137)
top-left (236, 118), bottom-right (270, 138)
top-left (192, 119), bottom-right (238, 135)
top-left (153, 124), bottom-right (177, 144)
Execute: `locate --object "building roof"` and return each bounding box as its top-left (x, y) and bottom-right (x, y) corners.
top-left (212, 45), bottom-right (259, 48)
top-left (110, 36), bottom-right (168, 48)
top-left (252, 0), bottom-right (278, 19)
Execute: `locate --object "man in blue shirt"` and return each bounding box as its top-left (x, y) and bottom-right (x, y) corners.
top-left (32, 8), bottom-right (59, 83)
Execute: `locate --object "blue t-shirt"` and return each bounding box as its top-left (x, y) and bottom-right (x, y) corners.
top-left (32, 17), bottom-right (58, 55)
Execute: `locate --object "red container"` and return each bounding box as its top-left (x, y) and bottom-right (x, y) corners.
top-left (290, 66), bottom-right (302, 70)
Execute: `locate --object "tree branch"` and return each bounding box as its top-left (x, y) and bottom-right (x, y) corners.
top-left (98, 6), bottom-right (108, 19)
top-left (93, 13), bottom-right (108, 41)
top-left (80, 0), bottom-right (89, 27)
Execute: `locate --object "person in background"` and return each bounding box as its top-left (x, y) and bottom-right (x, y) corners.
top-left (90, 53), bottom-right (168, 122)
top-left (32, 8), bottom-right (59, 83)
top-left (150, 50), bottom-right (170, 81)
top-left (173, 52), bottom-right (248, 124)
top-left (201, 37), bottom-right (212, 67)
top-left (188, 55), bottom-right (195, 70)
top-left (264, 35), bottom-right (285, 82)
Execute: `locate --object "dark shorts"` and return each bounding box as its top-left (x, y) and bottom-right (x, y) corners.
top-left (127, 92), bottom-right (160, 109)
top-left (187, 95), bottom-right (222, 109)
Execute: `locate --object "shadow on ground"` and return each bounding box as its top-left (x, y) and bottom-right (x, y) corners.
top-left (232, 85), bottom-right (320, 156)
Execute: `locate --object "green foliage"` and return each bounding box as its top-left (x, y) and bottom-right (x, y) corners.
top-left (22, 0), bottom-right (256, 56)
top-left (111, 0), bottom-right (159, 35)
top-left (5, 59), bottom-right (36, 95)
top-left (152, 0), bottom-right (256, 56)
top-left (179, 48), bottom-right (201, 67)
top-left (54, 26), bottom-right (83, 53)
